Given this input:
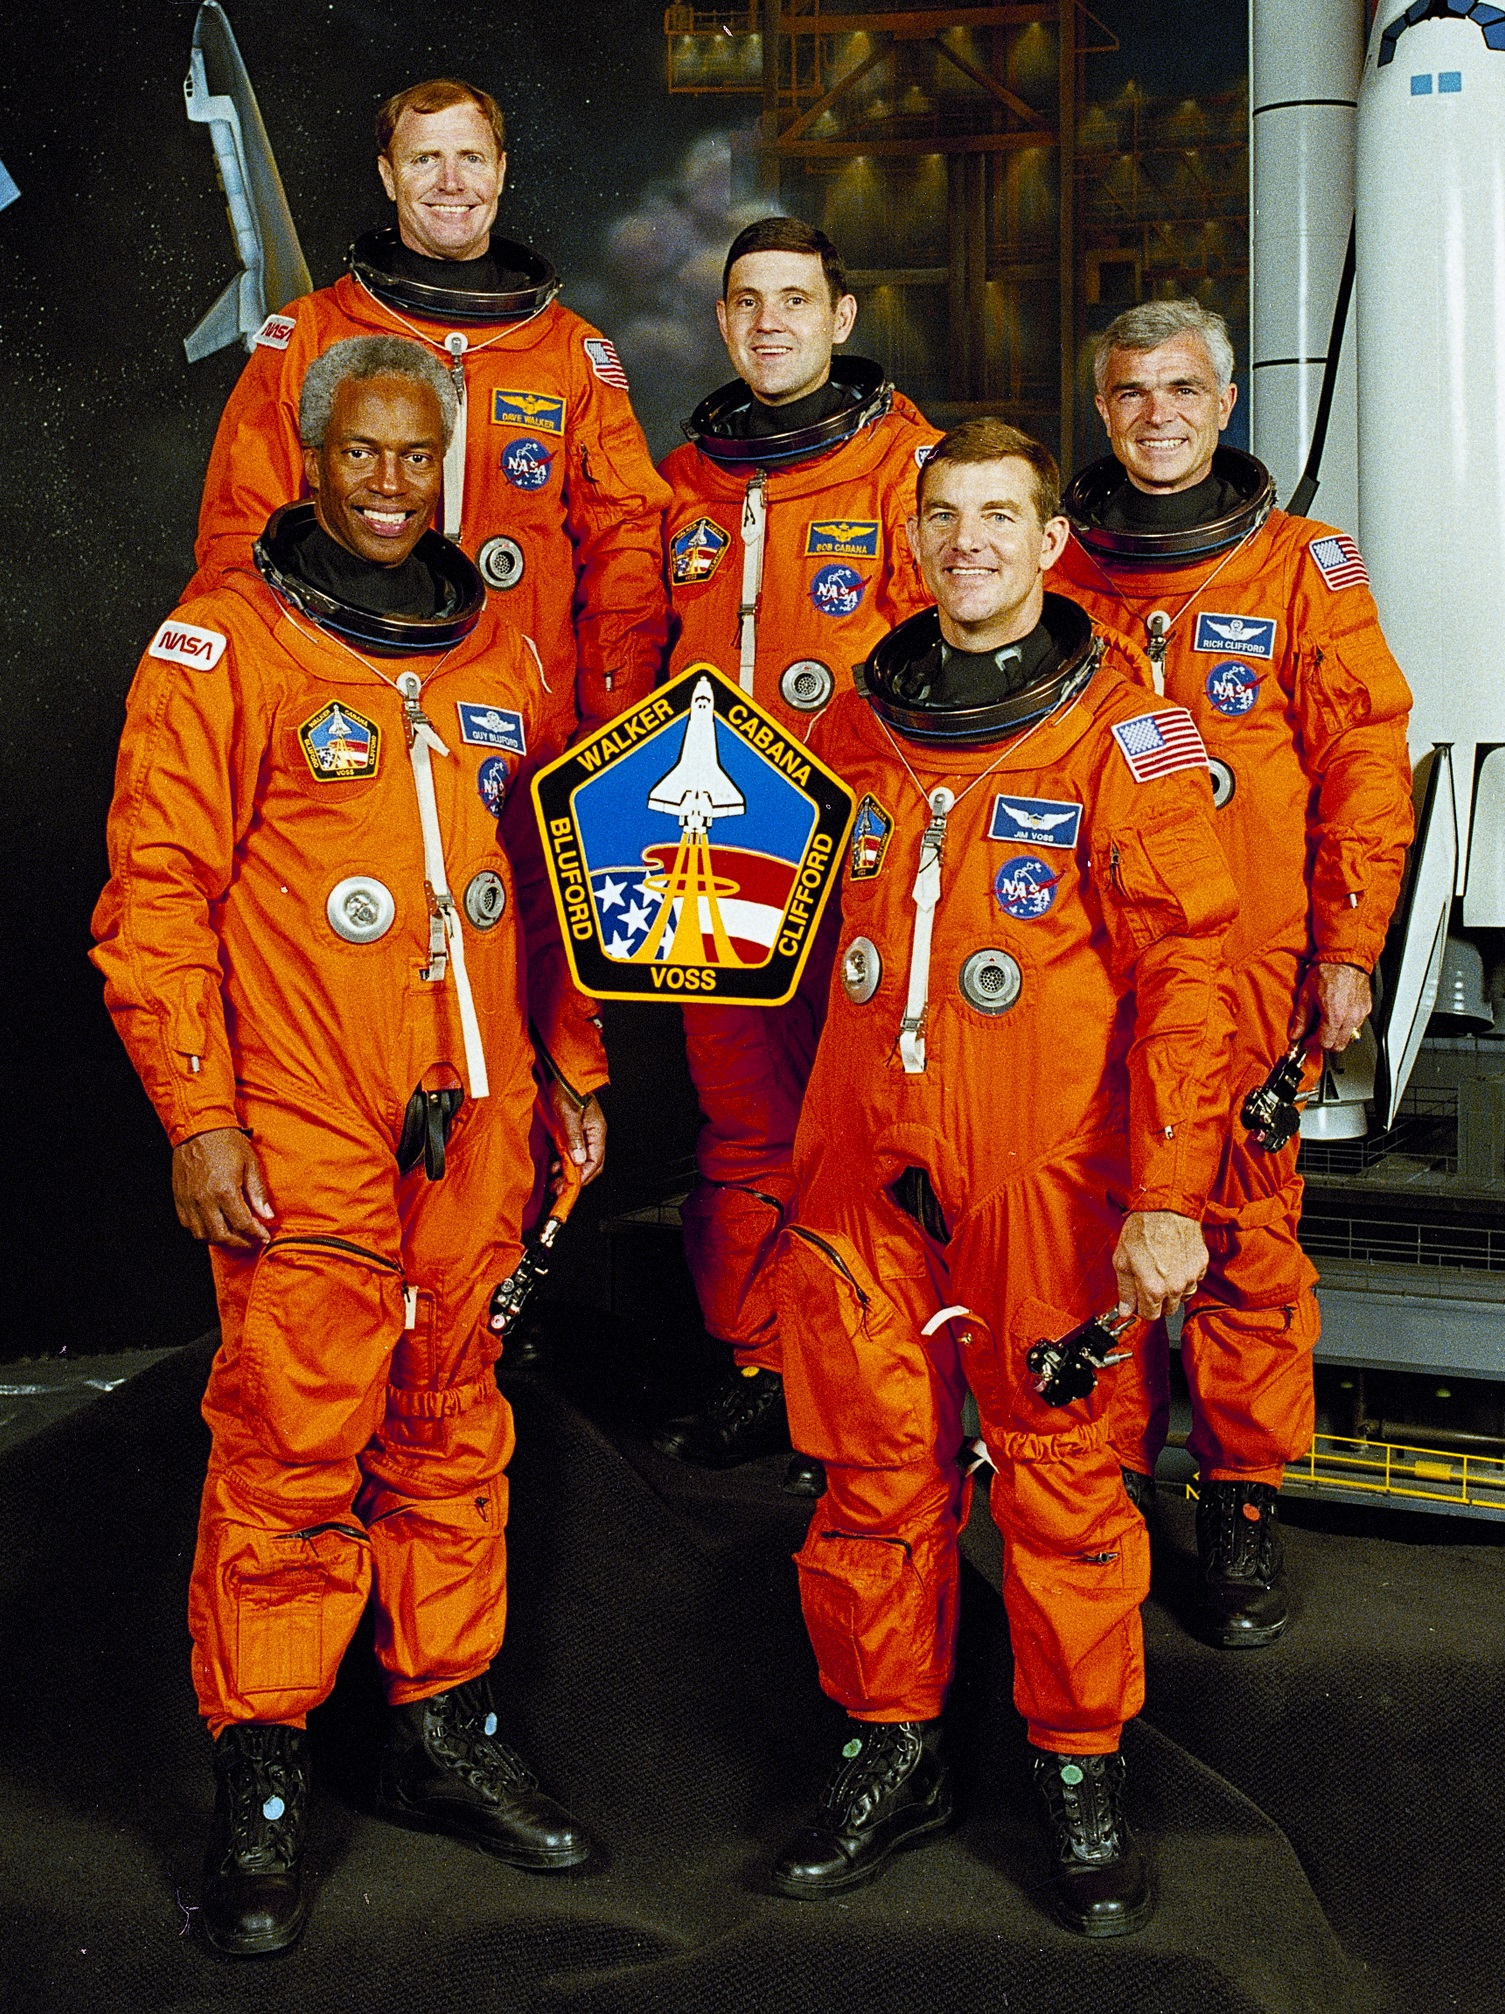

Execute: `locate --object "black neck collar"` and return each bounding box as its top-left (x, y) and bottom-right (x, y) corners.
top-left (1063, 447), bottom-right (1275, 565)
top-left (348, 226), bottom-right (561, 325)
top-left (864, 593), bottom-right (1100, 744)
top-left (684, 356), bottom-right (891, 469)
top-left (254, 503), bottom-right (486, 655)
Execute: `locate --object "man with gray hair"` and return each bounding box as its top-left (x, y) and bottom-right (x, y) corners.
top-left (94, 333), bottom-right (608, 1954)
top-left (1052, 299), bottom-right (1413, 1649)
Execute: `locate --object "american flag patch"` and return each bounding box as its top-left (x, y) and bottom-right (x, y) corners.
top-left (1110, 708), bottom-right (1209, 783)
top-left (583, 336), bottom-right (629, 389)
top-left (1308, 533), bottom-right (1369, 591)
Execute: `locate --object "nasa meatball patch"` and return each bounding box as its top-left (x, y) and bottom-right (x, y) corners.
top-left (810, 563), bottom-right (866, 618)
top-left (298, 701), bottom-right (380, 781)
top-left (149, 620), bottom-right (227, 671)
top-left (1205, 660), bottom-right (1264, 717)
top-left (993, 854), bottom-right (1063, 920)
top-left (533, 662), bottom-right (854, 1007)
top-left (501, 437), bottom-right (555, 490)
top-left (988, 793), bottom-right (1082, 849)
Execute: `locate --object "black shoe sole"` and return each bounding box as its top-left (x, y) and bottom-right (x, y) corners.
top-left (1198, 1612), bottom-right (1290, 1650)
top-left (200, 1899), bottom-right (309, 1959)
top-left (651, 1435), bottom-right (789, 1469)
top-left (1050, 1884), bottom-right (1155, 1939)
top-left (377, 1796), bottom-right (593, 1870)
top-left (769, 1798), bottom-right (955, 1899)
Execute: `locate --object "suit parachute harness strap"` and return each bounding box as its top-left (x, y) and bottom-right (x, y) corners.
top-left (900, 787), bottom-right (952, 1073)
top-left (395, 672), bottom-right (490, 1100)
top-left (442, 334), bottom-right (468, 540)
top-left (738, 472), bottom-right (766, 695)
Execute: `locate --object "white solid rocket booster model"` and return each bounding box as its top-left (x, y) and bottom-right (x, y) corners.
top-left (182, 2), bottom-right (311, 361)
top-left (648, 678), bottom-right (746, 835)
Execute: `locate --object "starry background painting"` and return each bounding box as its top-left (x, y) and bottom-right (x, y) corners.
top-left (0, 0), bottom-right (1244, 1358)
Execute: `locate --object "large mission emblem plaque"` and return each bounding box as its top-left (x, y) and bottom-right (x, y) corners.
top-left (533, 663), bottom-right (854, 1004)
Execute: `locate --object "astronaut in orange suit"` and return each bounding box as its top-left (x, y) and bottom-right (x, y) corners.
top-left (1051, 300), bottom-right (1412, 1649)
top-left (652, 216), bottom-right (940, 1487)
top-left (768, 419), bottom-right (1237, 1939)
top-left (93, 337), bottom-right (607, 1958)
top-left (189, 76), bottom-right (668, 754)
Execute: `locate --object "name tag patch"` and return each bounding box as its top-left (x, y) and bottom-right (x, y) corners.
top-left (849, 793), bottom-right (894, 879)
top-left (299, 701), bottom-right (380, 780)
top-left (806, 519), bottom-right (880, 560)
top-left (149, 620), bottom-right (227, 670)
top-left (492, 388), bottom-right (565, 434)
top-left (670, 516), bottom-right (731, 586)
top-left (457, 702), bottom-right (527, 753)
top-left (253, 313), bottom-right (296, 350)
top-left (1193, 612), bottom-right (1276, 659)
top-left (988, 793), bottom-right (1082, 849)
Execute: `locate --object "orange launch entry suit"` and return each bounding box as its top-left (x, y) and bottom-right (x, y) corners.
top-left (781, 627), bottom-right (1237, 1751)
top-left (1053, 496), bottom-right (1412, 1485)
top-left (189, 270), bottom-right (670, 752)
top-left (92, 567), bottom-right (606, 1736)
top-left (658, 376), bottom-right (941, 1370)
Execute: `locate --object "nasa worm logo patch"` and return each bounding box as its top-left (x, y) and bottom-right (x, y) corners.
top-left (993, 854), bottom-right (1062, 920)
top-left (532, 662), bottom-right (854, 1007)
top-left (810, 563), bottom-right (865, 619)
top-left (1205, 660), bottom-right (1263, 717)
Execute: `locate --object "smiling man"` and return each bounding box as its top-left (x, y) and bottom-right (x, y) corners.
top-left (190, 77), bottom-right (669, 753)
top-left (767, 419), bottom-right (1238, 1934)
top-left (1052, 300), bottom-right (1413, 1649)
top-left (94, 336), bottom-right (609, 1956)
top-left (652, 218), bottom-right (939, 1488)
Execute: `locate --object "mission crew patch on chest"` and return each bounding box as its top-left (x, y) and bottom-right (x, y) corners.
top-left (1193, 612), bottom-right (1276, 659)
top-left (491, 389), bottom-right (565, 434)
top-left (849, 794), bottom-right (894, 878)
top-left (670, 516), bottom-right (731, 585)
top-left (456, 702), bottom-right (526, 753)
top-left (149, 620), bottom-right (227, 670)
top-left (1110, 708), bottom-right (1208, 783)
top-left (988, 793), bottom-right (1083, 849)
top-left (806, 519), bottom-right (880, 560)
top-left (298, 701), bottom-right (380, 780)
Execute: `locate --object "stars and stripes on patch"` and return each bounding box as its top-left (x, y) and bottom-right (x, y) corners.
top-left (1110, 708), bottom-right (1209, 783)
top-left (1308, 533), bottom-right (1370, 591)
top-left (583, 336), bottom-right (630, 389)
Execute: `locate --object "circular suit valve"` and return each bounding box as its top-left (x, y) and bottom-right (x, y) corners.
top-left (780, 659), bottom-right (834, 712)
top-left (1208, 758), bottom-right (1235, 809)
top-left (327, 876), bottom-right (396, 944)
top-left (959, 948), bottom-right (1022, 1015)
top-left (842, 936), bottom-right (882, 1004)
top-left (463, 870), bottom-right (507, 929)
top-left (477, 535), bottom-right (524, 590)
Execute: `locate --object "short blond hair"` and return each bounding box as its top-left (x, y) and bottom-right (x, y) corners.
top-left (376, 79), bottom-right (505, 160)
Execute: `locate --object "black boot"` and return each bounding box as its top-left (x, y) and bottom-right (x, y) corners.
top-left (652, 1364), bottom-right (791, 1467)
top-left (783, 1453), bottom-right (827, 1498)
top-left (1121, 1467), bottom-right (1155, 1520)
top-left (200, 1722), bottom-right (310, 1957)
top-left (771, 1719), bottom-right (952, 1898)
top-left (1034, 1749), bottom-right (1152, 1937)
top-left (1195, 1479), bottom-right (1289, 1647)
top-left (378, 1674), bottom-right (594, 1869)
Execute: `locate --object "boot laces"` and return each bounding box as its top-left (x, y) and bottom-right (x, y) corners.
top-left (819, 1723), bottom-right (926, 1832)
top-left (424, 1682), bottom-right (537, 1799)
top-left (1038, 1753), bottom-right (1126, 1866)
top-left (214, 1727), bottom-right (306, 1874)
top-left (1199, 1480), bottom-right (1278, 1581)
